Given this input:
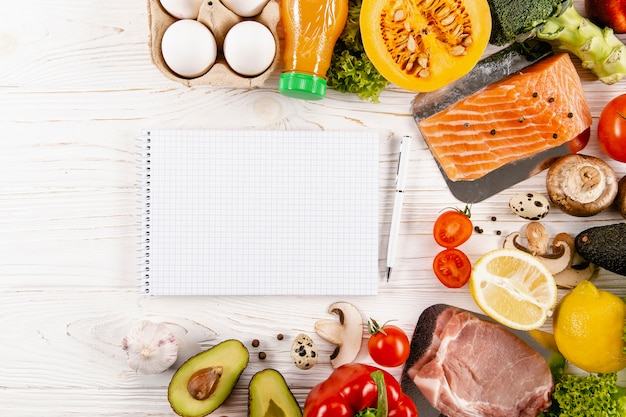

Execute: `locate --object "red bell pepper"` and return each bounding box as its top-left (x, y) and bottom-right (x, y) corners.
top-left (303, 363), bottom-right (418, 417)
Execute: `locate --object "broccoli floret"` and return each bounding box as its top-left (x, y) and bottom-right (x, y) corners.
top-left (541, 373), bottom-right (626, 417)
top-left (486, 0), bottom-right (558, 45)
top-left (486, 0), bottom-right (626, 84)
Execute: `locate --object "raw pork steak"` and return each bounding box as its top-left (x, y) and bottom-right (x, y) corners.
top-left (405, 305), bottom-right (553, 417)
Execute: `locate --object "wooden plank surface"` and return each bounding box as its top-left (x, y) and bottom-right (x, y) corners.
top-left (1, 1), bottom-right (625, 415)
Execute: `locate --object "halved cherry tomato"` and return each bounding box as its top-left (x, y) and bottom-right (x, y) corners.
top-left (598, 94), bottom-right (626, 162)
top-left (367, 318), bottom-right (410, 367)
top-left (433, 207), bottom-right (473, 248)
top-left (433, 248), bottom-right (472, 288)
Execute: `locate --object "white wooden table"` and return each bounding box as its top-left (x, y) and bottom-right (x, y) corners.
top-left (1, 1), bottom-right (625, 416)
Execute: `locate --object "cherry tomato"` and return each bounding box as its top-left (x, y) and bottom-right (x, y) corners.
top-left (433, 207), bottom-right (473, 248)
top-left (598, 94), bottom-right (626, 162)
top-left (433, 248), bottom-right (472, 288)
top-left (367, 318), bottom-right (410, 367)
top-left (569, 127), bottom-right (590, 153)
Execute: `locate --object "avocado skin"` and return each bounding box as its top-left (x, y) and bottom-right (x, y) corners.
top-left (575, 223), bottom-right (626, 276)
top-left (248, 369), bottom-right (302, 417)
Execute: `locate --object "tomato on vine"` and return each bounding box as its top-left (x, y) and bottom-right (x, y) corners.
top-left (433, 248), bottom-right (472, 288)
top-left (367, 318), bottom-right (410, 368)
top-left (433, 206), bottom-right (473, 248)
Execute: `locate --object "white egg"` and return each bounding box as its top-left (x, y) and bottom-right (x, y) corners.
top-left (160, 0), bottom-right (204, 19)
top-left (161, 19), bottom-right (217, 79)
top-left (220, 0), bottom-right (270, 17)
top-left (223, 21), bottom-right (276, 77)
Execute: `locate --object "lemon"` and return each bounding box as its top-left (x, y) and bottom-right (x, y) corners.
top-left (553, 280), bottom-right (626, 374)
top-left (470, 248), bottom-right (558, 331)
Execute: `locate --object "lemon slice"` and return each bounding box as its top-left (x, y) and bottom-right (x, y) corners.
top-left (470, 248), bottom-right (557, 331)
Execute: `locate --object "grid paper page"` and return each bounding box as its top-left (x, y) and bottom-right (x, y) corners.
top-left (142, 130), bottom-right (379, 295)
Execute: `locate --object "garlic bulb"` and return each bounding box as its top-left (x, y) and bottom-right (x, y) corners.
top-left (121, 320), bottom-right (178, 374)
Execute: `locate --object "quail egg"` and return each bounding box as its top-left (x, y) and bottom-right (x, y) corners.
top-left (161, 19), bottom-right (217, 79)
top-left (509, 192), bottom-right (550, 220)
top-left (223, 21), bottom-right (276, 77)
top-left (159, 0), bottom-right (204, 19)
top-left (221, 0), bottom-right (270, 17)
top-left (291, 333), bottom-right (317, 370)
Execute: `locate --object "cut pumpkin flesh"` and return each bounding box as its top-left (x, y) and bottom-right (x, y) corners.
top-left (360, 0), bottom-right (492, 92)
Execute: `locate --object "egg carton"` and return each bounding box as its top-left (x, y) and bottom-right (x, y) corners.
top-left (147, 0), bottom-right (280, 87)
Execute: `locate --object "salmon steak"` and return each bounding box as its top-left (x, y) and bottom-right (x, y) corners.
top-left (418, 53), bottom-right (591, 182)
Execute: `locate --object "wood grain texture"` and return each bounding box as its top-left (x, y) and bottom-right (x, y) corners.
top-left (1, 0), bottom-right (625, 415)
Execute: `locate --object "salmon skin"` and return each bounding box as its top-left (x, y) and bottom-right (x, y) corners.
top-left (414, 52), bottom-right (592, 203)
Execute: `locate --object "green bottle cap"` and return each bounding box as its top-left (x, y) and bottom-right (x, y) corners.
top-left (278, 72), bottom-right (327, 100)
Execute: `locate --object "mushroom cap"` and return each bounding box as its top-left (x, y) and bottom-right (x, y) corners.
top-left (546, 154), bottom-right (618, 217)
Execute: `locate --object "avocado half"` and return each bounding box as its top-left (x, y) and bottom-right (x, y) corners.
top-left (168, 339), bottom-right (249, 417)
top-left (248, 369), bottom-right (302, 417)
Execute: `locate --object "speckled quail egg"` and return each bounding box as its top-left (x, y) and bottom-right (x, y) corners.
top-left (221, 0), bottom-right (270, 17)
top-left (161, 19), bottom-right (217, 79)
top-left (291, 333), bottom-right (317, 370)
top-left (509, 192), bottom-right (550, 220)
top-left (223, 21), bottom-right (276, 77)
top-left (160, 0), bottom-right (204, 19)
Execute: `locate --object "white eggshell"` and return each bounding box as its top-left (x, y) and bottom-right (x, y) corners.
top-left (161, 19), bottom-right (217, 79)
top-left (509, 192), bottom-right (551, 220)
top-left (160, 0), bottom-right (204, 19)
top-left (223, 21), bottom-right (275, 77)
top-left (221, 0), bottom-right (270, 17)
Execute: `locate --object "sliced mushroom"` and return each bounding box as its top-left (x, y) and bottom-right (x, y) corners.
top-left (615, 175), bottom-right (626, 219)
top-left (546, 154), bottom-right (618, 217)
top-left (314, 301), bottom-right (363, 368)
top-left (551, 232), bottom-right (596, 288)
top-left (502, 222), bottom-right (571, 275)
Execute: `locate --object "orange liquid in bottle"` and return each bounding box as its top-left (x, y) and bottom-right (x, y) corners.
top-left (278, 0), bottom-right (349, 100)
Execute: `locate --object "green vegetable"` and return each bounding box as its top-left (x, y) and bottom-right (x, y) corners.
top-left (327, 0), bottom-right (389, 102)
top-left (540, 352), bottom-right (626, 416)
top-left (486, 0), bottom-right (626, 84)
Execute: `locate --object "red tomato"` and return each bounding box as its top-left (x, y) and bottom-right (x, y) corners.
top-left (569, 127), bottom-right (590, 153)
top-left (433, 248), bottom-right (472, 288)
top-left (433, 207), bottom-right (473, 248)
top-left (367, 319), bottom-right (410, 367)
top-left (598, 94), bottom-right (626, 162)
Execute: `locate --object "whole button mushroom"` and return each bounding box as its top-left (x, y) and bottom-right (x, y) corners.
top-left (509, 192), bottom-right (550, 220)
top-left (546, 154), bottom-right (618, 217)
top-left (290, 333), bottom-right (317, 370)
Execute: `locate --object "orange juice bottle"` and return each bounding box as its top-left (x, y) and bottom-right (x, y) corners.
top-left (278, 0), bottom-right (349, 100)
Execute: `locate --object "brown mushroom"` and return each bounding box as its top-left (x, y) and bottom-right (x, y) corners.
top-left (502, 222), bottom-right (571, 275)
top-left (551, 233), bottom-right (596, 288)
top-left (616, 175), bottom-right (626, 219)
top-left (546, 154), bottom-right (618, 217)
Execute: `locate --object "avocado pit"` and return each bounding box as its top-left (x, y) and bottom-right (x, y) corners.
top-left (187, 366), bottom-right (223, 401)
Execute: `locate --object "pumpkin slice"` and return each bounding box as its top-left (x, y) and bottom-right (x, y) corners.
top-left (360, 0), bottom-right (492, 92)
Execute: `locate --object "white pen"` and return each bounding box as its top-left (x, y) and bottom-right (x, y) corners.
top-left (386, 135), bottom-right (411, 281)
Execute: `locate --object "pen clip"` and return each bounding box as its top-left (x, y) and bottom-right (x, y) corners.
top-left (394, 136), bottom-right (411, 187)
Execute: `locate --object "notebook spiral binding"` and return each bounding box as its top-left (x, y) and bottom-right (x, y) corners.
top-left (139, 131), bottom-right (152, 294)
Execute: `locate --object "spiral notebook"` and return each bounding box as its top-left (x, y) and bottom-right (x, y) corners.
top-left (140, 129), bottom-right (380, 295)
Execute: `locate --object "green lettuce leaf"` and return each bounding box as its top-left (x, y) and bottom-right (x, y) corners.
top-left (327, 0), bottom-right (389, 102)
